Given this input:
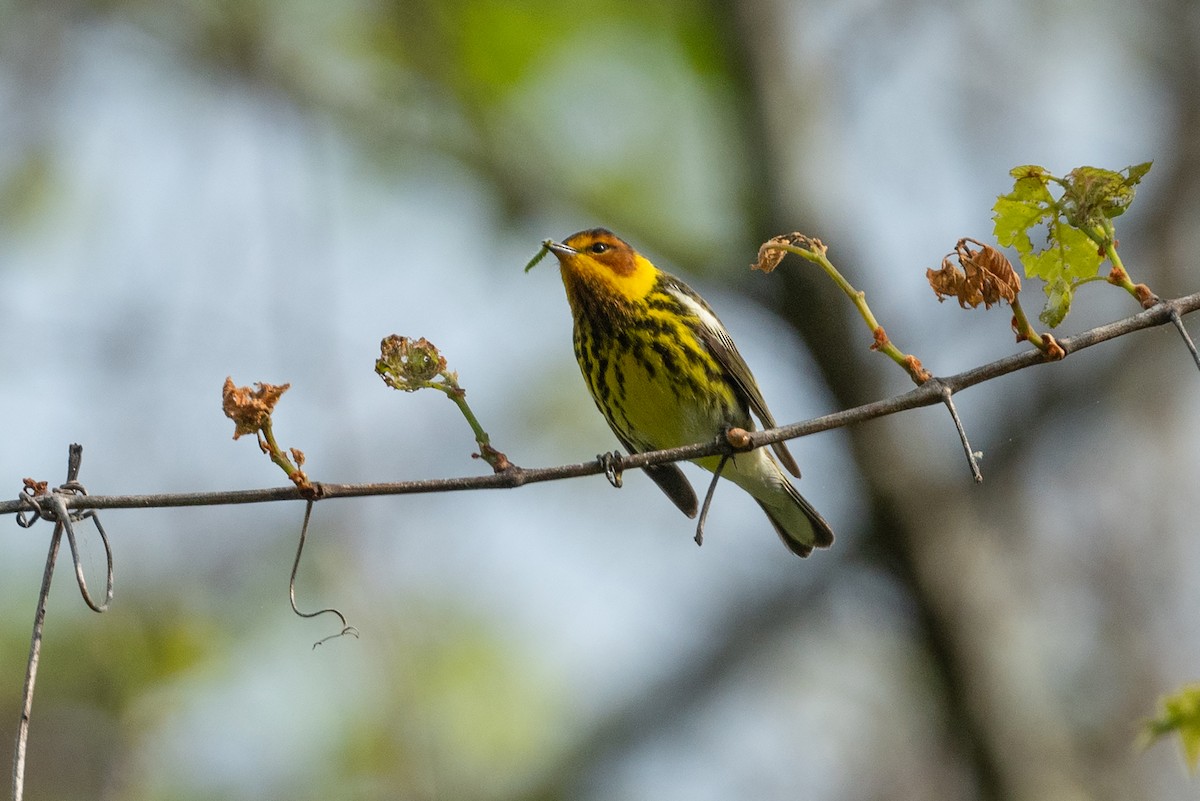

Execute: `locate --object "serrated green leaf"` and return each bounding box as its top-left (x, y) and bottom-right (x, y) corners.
top-left (994, 195), bottom-right (1052, 247)
top-left (1104, 161), bottom-right (1153, 218)
top-left (1008, 164), bottom-right (1050, 182)
top-left (1014, 221), bottom-right (1101, 329)
top-left (1124, 161), bottom-right (1153, 185)
top-left (1039, 278), bottom-right (1073, 328)
top-left (1066, 166), bottom-right (1123, 188)
top-left (991, 160), bottom-right (1152, 329)
top-left (1052, 221), bottom-right (1104, 281)
top-left (1009, 174), bottom-right (1056, 206)
top-left (993, 167), bottom-right (1055, 256)
top-left (1022, 246), bottom-right (1065, 282)
top-left (993, 196), bottom-right (1040, 254)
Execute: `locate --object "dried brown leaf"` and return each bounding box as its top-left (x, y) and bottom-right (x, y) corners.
top-left (928, 238), bottom-right (1021, 309)
top-left (752, 236), bottom-right (792, 273)
top-left (222, 377), bottom-right (290, 439)
top-left (751, 233), bottom-right (821, 273)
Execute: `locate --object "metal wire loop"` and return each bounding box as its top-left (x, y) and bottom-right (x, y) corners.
top-left (15, 489), bottom-right (45, 528)
top-left (45, 484), bottom-right (114, 613)
top-left (15, 478), bottom-right (92, 528)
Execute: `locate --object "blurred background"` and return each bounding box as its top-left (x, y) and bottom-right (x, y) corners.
top-left (2, 0), bottom-right (1199, 799)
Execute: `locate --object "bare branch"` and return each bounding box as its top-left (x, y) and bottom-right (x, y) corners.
top-left (939, 389), bottom-right (983, 483)
top-left (2, 292), bottom-right (1198, 519)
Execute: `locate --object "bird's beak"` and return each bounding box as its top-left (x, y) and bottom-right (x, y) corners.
top-left (544, 240), bottom-right (576, 260)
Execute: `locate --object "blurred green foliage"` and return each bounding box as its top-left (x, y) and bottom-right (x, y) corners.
top-left (1144, 684), bottom-right (1200, 774)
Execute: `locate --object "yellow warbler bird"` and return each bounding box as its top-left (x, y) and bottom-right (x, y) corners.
top-left (535, 228), bottom-right (834, 557)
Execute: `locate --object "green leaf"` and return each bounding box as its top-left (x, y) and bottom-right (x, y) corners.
top-left (1062, 166), bottom-right (1128, 226)
top-left (1008, 164), bottom-right (1051, 184)
top-left (1124, 160), bottom-right (1153, 185)
top-left (993, 194), bottom-right (1047, 255)
top-left (1008, 219), bottom-right (1099, 284)
top-left (1039, 277), bottom-right (1073, 328)
top-left (993, 166), bottom-right (1055, 256)
top-left (1052, 221), bottom-right (1104, 282)
top-left (1022, 246), bottom-right (1065, 283)
top-left (1060, 162), bottom-right (1153, 226)
top-left (991, 160), bottom-right (1151, 328)
top-left (1143, 683), bottom-right (1200, 773)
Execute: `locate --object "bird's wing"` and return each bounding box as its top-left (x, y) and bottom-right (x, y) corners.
top-left (664, 276), bottom-right (802, 478)
top-left (611, 427), bottom-right (699, 518)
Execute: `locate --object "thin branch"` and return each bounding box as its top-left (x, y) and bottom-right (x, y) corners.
top-left (694, 454), bottom-right (731, 548)
top-left (940, 389), bottom-right (983, 483)
top-left (3, 292), bottom-right (1198, 519)
top-left (1168, 306), bottom-right (1200, 370)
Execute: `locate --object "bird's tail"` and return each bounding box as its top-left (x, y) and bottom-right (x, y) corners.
top-left (724, 451), bottom-right (835, 558)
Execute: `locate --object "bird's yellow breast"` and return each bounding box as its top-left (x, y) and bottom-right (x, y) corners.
top-left (575, 309), bottom-right (739, 455)
top-left (610, 349), bottom-right (723, 447)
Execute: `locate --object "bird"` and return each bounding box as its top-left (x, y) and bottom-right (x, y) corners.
top-left (535, 227), bottom-right (834, 557)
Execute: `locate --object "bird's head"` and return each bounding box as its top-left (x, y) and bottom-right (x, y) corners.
top-left (542, 228), bottom-right (658, 308)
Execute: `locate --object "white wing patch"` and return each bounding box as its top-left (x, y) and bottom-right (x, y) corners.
top-left (666, 284), bottom-right (729, 346)
top-left (664, 276), bottom-right (803, 479)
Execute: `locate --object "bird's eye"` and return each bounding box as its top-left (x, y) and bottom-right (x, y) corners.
top-left (589, 242), bottom-right (610, 254)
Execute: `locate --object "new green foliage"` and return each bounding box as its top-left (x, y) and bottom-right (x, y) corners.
top-left (993, 162), bottom-right (1152, 326)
